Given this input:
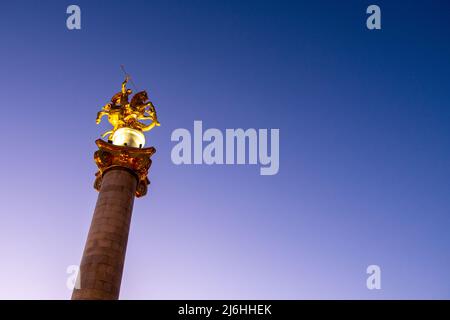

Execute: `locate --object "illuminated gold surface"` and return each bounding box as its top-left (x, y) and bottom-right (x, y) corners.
top-left (96, 77), bottom-right (161, 141)
top-left (93, 139), bottom-right (156, 197)
top-left (112, 127), bottom-right (146, 148)
top-left (74, 76), bottom-right (159, 301)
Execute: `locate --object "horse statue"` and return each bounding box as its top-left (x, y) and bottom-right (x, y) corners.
top-left (96, 77), bottom-right (160, 141)
top-left (125, 91), bottom-right (161, 131)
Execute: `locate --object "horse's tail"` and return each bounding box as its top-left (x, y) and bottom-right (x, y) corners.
top-left (101, 130), bottom-right (113, 138)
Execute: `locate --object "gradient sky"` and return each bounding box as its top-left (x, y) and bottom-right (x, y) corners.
top-left (0, 0), bottom-right (449, 299)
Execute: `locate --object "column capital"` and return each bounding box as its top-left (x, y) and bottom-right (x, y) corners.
top-left (93, 139), bottom-right (156, 197)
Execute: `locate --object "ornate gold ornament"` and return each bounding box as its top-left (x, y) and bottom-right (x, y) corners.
top-left (96, 76), bottom-right (161, 141)
top-left (93, 75), bottom-right (159, 197)
top-left (93, 139), bottom-right (156, 197)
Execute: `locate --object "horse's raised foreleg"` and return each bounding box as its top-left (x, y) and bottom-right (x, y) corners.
top-left (138, 116), bottom-right (153, 121)
top-left (96, 111), bottom-right (107, 124)
top-left (141, 122), bottom-right (157, 132)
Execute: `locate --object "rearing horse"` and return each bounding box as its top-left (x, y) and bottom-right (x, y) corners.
top-left (96, 90), bottom-right (160, 141)
top-left (125, 91), bottom-right (161, 132)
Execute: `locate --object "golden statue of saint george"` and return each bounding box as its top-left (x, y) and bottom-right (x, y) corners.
top-left (96, 76), bottom-right (160, 141)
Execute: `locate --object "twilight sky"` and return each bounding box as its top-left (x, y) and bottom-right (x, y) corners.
top-left (0, 0), bottom-right (449, 299)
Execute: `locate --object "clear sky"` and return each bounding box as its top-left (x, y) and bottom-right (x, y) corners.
top-left (0, 0), bottom-right (449, 299)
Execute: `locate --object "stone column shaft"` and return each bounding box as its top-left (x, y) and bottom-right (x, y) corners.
top-left (72, 139), bottom-right (155, 300)
top-left (72, 168), bottom-right (137, 299)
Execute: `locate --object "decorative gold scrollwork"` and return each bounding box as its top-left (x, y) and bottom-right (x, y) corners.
top-left (93, 139), bottom-right (156, 197)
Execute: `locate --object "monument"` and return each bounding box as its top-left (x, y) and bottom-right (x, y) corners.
top-left (72, 75), bottom-right (160, 300)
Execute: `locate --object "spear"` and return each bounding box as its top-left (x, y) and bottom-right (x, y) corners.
top-left (120, 65), bottom-right (138, 91)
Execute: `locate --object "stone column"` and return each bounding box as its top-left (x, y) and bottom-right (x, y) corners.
top-left (72, 139), bottom-right (155, 300)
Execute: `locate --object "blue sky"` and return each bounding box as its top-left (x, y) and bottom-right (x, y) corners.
top-left (0, 0), bottom-right (449, 299)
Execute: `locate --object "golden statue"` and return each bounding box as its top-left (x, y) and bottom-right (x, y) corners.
top-left (96, 76), bottom-right (160, 142)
